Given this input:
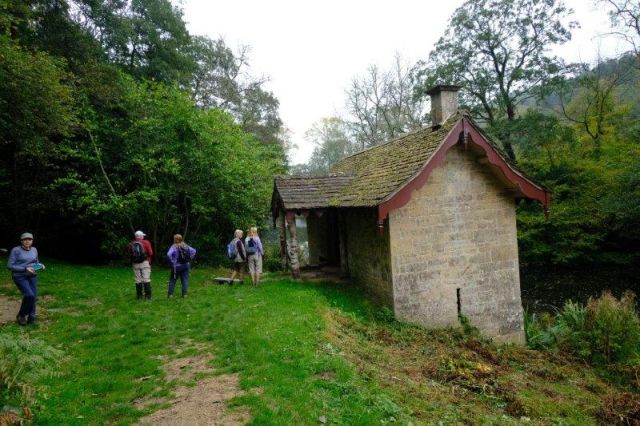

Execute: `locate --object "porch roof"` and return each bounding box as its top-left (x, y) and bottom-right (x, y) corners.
top-left (273, 174), bottom-right (354, 210)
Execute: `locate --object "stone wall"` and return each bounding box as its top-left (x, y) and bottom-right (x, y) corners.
top-left (388, 145), bottom-right (525, 343)
top-left (343, 209), bottom-right (394, 307)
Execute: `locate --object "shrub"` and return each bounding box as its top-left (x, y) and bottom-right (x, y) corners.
top-left (581, 291), bottom-right (640, 365)
top-left (526, 292), bottom-right (640, 366)
top-left (524, 310), bottom-right (561, 349)
top-left (0, 333), bottom-right (62, 406)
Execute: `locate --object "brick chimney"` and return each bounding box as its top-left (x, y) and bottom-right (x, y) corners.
top-left (426, 85), bottom-right (461, 128)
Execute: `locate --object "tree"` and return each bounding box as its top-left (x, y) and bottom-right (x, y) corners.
top-left (346, 54), bottom-right (427, 149)
top-left (558, 64), bottom-right (627, 145)
top-left (72, 0), bottom-right (194, 84)
top-left (0, 0), bottom-right (288, 261)
top-left (305, 117), bottom-right (355, 175)
top-left (599, 0), bottom-right (640, 66)
top-left (0, 37), bottom-right (77, 240)
top-left (415, 0), bottom-right (576, 160)
top-left (188, 36), bottom-right (284, 145)
top-left (53, 79), bottom-right (284, 258)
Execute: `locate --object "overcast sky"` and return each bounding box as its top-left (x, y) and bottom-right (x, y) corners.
top-left (181, 0), bottom-right (624, 164)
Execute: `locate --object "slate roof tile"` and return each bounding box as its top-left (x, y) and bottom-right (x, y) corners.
top-left (273, 174), bottom-right (353, 210)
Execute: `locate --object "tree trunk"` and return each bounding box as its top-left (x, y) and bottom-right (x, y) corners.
top-left (286, 212), bottom-right (300, 278)
top-left (278, 211), bottom-right (288, 271)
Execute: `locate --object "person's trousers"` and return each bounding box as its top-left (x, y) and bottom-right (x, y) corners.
top-left (133, 261), bottom-right (152, 299)
top-left (168, 264), bottom-right (190, 297)
top-left (13, 274), bottom-right (37, 321)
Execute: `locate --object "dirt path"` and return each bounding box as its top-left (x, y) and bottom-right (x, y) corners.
top-left (0, 295), bottom-right (20, 325)
top-left (136, 342), bottom-right (251, 426)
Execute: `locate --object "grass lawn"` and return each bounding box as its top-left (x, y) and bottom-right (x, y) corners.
top-left (0, 262), bottom-right (637, 425)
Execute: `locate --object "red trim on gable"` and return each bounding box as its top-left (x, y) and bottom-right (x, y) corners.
top-left (377, 117), bottom-right (550, 225)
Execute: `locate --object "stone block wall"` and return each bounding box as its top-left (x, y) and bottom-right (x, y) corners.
top-left (388, 146), bottom-right (525, 343)
top-left (343, 209), bottom-right (394, 307)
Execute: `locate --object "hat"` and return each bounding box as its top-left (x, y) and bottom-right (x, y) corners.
top-left (20, 232), bottom-right (34, 240)
top-left (134, 230), bottom-right (146, 238)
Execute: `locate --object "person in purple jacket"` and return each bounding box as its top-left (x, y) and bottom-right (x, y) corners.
top-left (166, 234), bottom-right (196, 298)
top-left (7, 232), bottom-right (45, 325)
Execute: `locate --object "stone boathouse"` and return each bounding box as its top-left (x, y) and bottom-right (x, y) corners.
top-left (271, 85), bottom-right (550, 343)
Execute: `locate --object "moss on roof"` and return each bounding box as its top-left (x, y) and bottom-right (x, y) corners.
top-left (327, 117), bottom-right (458, 207)
top-left (274, 174), bottom-right (354, 210)
top-left (273, 112), bottom-right (545, 211)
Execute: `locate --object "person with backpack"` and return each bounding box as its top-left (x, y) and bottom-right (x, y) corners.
top-left (7, 232), bottom-right (45, 325)
top-left (228, 229), bottom-right (246, 284)
top-left (166, 234), bottom-right (196, 298)
top-left (127, 230), bottom-right (153, 299)
top-left (245, 227), bottom-right (264, 287)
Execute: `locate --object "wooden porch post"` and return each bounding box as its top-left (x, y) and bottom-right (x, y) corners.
top-left (277, 209), bottom-right (288, 271)
top-left (286, 211), bottom-right (301, 278)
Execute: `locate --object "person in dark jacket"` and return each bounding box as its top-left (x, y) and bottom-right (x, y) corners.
top-left (127, 230), bottom-right (154, 299)
top-left (7, 232), bottom-right (45, 325)
top-left (166, 234), bottom-right (196, 298)
top-left (229, 229), bottom-right (246, 284)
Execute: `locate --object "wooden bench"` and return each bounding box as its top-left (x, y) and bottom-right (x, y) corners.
top-left (213, 277), bottom-right (242, 285)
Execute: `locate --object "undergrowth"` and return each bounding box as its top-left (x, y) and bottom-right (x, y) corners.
top-left (0, 332), bottom-right (62, 423)
top-left (525, 291), bottom-right (640, 368)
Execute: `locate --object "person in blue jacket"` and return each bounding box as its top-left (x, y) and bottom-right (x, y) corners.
top-left (7, 232), bottom-right (44, 325)
top-left (166, 234), bottom-right (196, 298)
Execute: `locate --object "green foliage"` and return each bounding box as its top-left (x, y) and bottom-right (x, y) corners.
top-left (515, 74), bottom-right (640, 266)
top-left (524, 310), bottom-right (559, 349)
top-left (53, 80), bottom-right (284, 258)
top-left (525, 292), bottom-right (640, 366)
top-left (581, 291), bottom-right (640, 365)
top-left (75, 0), bottom-right (194, 84)
top-left (0, 0), bottom-right (287, 261)
top-left (0, 333), bottom-right (62, 405)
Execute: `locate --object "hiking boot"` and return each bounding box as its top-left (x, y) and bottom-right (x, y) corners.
top-left (143, 282), bottom-right (152, 299)
top-left (135, 283), bottom-right (143, 299)
top-left (16, 315), bottom-right (27, 326)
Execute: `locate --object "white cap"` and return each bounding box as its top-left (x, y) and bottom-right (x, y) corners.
top-left (134, 230), bottom-right (146, 238)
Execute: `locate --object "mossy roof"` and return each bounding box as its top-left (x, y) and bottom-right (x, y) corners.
top-left (328, 117), bottom-right (458, 207)
top-left (273, 174), bottom-right (354, 210)
top-left (273, 112), bottom-right (541, 211)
